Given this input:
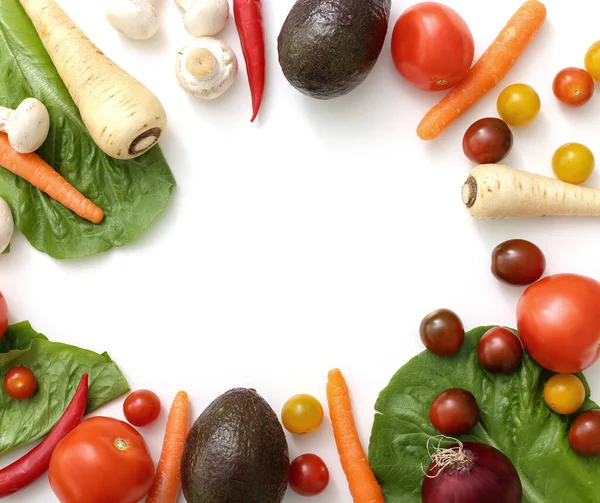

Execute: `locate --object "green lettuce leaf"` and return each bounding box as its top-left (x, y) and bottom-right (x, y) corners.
top-left (0, 0), bottom-right (175, 259)
top-left (0, 321), bottom-right (130, 455)
top-left (369, 326), bottom-right (600, 503)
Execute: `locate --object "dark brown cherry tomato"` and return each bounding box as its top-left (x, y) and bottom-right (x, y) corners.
top-left (4, 366), bottom-right (37, 400)
top-left (419, 309), bottom-right (465, 356)
top-left (289, 454), bottom-right (330, 496)
top-left (477, 327), bottom-right (523, 374)
top-left (429, 388), bottom-right (479, 435)
top-left (463, 118), bottom-right (513, 164)
top-left (553, 67), bottom-right (594, 107)
top-left (491, 239), bottom-right (546, 285)
top-left (569, 410), bottom-right (600, 456)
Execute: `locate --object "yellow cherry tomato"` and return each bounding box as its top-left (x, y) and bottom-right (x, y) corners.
top-left (282, 394), bottom-right (324, 434)
top-left (543, 374), bottom-right (586, 415)
top-left (552, 143), bottom-right (595, 185)
top-left (497, 84), bottom-right (541, 126)
top-left (585, 41), bottom-right (600, 81)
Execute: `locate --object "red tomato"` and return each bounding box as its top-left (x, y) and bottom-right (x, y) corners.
top-left (553, 68), bottom-right (594, 107)
top-left (391, 2), bottom-right (474, 91)
top-left (49, 417), bottom-right (155, 503)
top-left (4, 366), bottom-right (37, 400)
top-left (517, 274), bottom-right (600, 373)
top-left (289, 454), bottom-right (330, 497)
top-left (123, 389), bottom-right (161, 427)
top-left (0, 291), bottom-right (7, 340)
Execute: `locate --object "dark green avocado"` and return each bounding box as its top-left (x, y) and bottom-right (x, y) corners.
top-left (278, 0), bottom-right (391, 99)
top-left (180, 388), bottom-right (289, 503)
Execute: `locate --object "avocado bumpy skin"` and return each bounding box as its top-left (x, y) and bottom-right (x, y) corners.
top-left (180, 388), bottom-right (289, 503)
top-left (277, 0), bottom-right (391, 99)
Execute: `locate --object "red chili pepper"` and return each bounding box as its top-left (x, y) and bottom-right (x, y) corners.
top-left (234, 0), bottom-right (265, 122)
top-left (0, 373), bottom-right (88, 497)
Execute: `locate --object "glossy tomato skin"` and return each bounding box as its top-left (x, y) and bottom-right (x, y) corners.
top-left (477, 327), bottom-right (523, 374)
top-left (569, 410), bottom-right (600, 456)
top-left (419, 309), bottom-right (465, 356)
top-left (517, 274), bottom-right (600, 373)
top-left (543, 374), bottom-right (585, 415)
top-left (463, 118), bottom-right (513, 164)
top-left (429, 388), bottom-right (479, 435)
top-left (4, 366), bottom-right (37, 400)
top-left (49, 416), bottom-right (155, 503)
top-left (281, 394), bottom-right (324, 434)
top-left (123, 389), bottom-right (161, 427)
top-left (553, 68), bottom-right (594, 107)
top-left (391, 2), bottom-right (474, 91)
top-left (0, 291), bottom-right (7, 340)
top-left (491, 239), bottom-right (546, 285)
top-left (289, 454), bottom-right (330, 496)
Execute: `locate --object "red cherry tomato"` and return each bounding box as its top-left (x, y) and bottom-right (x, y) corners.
top-left (517, 274), bottom-right (600, 373)
top-left (553, 68), bottom-right (594, 107)
top-left (569, 410), bottom-right (600, 456)
top-left (4, 366), bottom-right (37, 400)
top-left (289, 454), bottom-right (329, 497)
top-left (477, 327), bottom-right (523, 374)
top-left (391, 2), bottom-right (474, 91)
top-left (429, 388), bottom-right (479, 436)
top-left (419, 309), bottom-right (465, 356)
top-left (123, 390), bottom-right (161, 427)
top-left (0, 291), bottom-right (7, 340)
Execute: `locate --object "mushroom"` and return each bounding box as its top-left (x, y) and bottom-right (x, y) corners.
top-left (105, 0), bottom-right (159, 40)
top-left (0, 197), bottom-right (14, 255)
top-left (175, 0), bottom-right (229, 38)
top-left (176, 38), bottom-right (238, 100)
top-left (0, 98), bottom-right (50, 154)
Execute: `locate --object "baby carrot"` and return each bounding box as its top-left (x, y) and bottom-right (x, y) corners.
top-left (146, 391), bottom-right (190, 503)
top-left (326, 369), bottom-right (385, 503)
top-left (417, 0), bottom-right (547, 140)
top-left (0, 133), bottom-right (104, 224)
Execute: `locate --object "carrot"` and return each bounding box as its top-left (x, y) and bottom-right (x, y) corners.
top-left (18, 0), bottom-right (167, 160)
top-left (463, 164), bottom-right (600, 219)
top-left (146, 391), bottom-right (190, 503)
top-left (417, 0), bottom-right (546, 140)
top-left (326, 369), bottom-right (385, 503)
top-left (0, 133), bottom-right (104, 224)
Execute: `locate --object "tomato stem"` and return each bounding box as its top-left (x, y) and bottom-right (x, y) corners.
top-left (114, 438), bottom-right (129, 451)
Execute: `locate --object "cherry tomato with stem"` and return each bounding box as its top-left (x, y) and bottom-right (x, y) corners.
top-left (281, 394), bottom-right (324, 434)
top-left (584, 41), bottom-right (600, 81)
top-left (429, 388), bottom-right (479, 436)
top-left (288, 454), bottom-right (330, 496)
top-left (553, 68), bottom-right (594, 107)
top-left (497, 83), bottom-right (541, 127)
top-left (463, 118), bottom-right (513, 164)
top-left (477, 327), bottom-right (523, 375)
top-left (491, 239), bottom-right (546, 285)
top-left (4, 366), bottom-right (37, 400)
top-left (123, 390), bottom-right (161, 427)
top-left (419, 309), bottom-right (465, 356)
top-left (552, 143), bottom-right (595, 185)
top-left (391, 2), bottom-right (474, 91)
top-left (569, 410), bottom-right (600, 456)
top-left (543, 374), bottom-right (585, 415)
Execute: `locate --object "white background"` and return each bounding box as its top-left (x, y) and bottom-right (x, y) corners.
top-left (2, 0), bottom-right (600, 501)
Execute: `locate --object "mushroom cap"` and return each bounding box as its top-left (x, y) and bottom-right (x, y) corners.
top-left (0, 197), bottom-right (14, 255)
top-left (176, 37), bottom-right (238, 100)
top-left (174, 0), bottom-right (193, 9)
top-left (105, 0), bottom-right (159, 40)
top-left (184, 0), bottom-right (230, 37)
top-left (8, 98), bottom-right (50, 154)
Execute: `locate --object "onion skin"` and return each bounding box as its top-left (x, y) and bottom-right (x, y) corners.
top-left (422, 442), bottom-right (522, 503)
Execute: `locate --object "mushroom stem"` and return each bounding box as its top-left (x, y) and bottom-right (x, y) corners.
top-left (185, 48), bottom-right (217, 78)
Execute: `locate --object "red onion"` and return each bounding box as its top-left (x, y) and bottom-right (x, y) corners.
top-left (422, 437), bottom-right (522, 503)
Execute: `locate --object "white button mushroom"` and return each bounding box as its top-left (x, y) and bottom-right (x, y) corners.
top-left (105, 0), bottom-right (159, 40)
top-left (0, 197), bottom-right (14, 255)
top-left (175, 0), bottom-right (229, 38)
top-left (176, 38), bottom-right (238, 100)
top-left (0, 98), bottom-right (50, 154)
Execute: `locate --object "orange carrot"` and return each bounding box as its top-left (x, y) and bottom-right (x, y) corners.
top-left (146, 391), bottom-right (190, 503)
top-left (326, 369), bottom-right (385, 503)
top-left (417, 0), bottom-right (547, 140)
top-left (0, 133), bottom-right (104, 223)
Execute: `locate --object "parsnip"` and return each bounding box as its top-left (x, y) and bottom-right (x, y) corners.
top-left (19, 0), bottom-right (167, 160)
top-left (463, 164), bottom-right (600, 219)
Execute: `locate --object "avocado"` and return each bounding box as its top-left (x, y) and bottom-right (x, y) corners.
top-left (278, 0), bottom-right (391, 99)
top-left (181, 388), bottom-right (289, 503)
